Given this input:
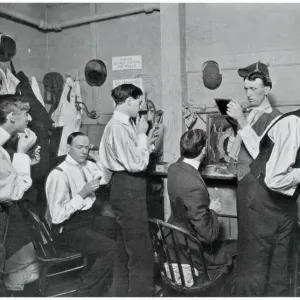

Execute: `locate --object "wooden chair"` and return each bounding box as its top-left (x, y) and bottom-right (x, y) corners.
top-left (19, 202), bottom-right (87, 297)
top-left (149, 218), bottom-right (234, 296)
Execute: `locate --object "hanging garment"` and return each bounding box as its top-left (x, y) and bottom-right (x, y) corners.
top-left (0, 68), bottom-right (19, 95)
top-left (31, 76), bottom-right (45, 107)
top-left (51, 76), bottom-right (83, 156)
top-left (16, 71), bottom-right (54, 184)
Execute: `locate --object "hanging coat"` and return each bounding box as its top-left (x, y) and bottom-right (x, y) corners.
top-left (31, 76), bottom-right (45, 107)
top-left (51, 76), bottom-right (83, 156)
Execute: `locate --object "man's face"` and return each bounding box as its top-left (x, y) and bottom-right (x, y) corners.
top-left (13, 108), bottom-right (32, 133)
top-left (244, 78), bottom-right (269, 107)
top-left (68, 135), bottom-right (89, 164)
top-left (128, 96), bottom-right (143, 118)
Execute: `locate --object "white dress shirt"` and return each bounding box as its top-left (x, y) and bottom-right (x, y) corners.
top-left (0, 127), bottom-right (32, 202)
top-left (263, 115), bottom-right (300, 196)
top-left (239, 114), bottom-right (300, 196)
top-left (99, 110), bottom-right (150, 173)
top-left (45, 154), bottom-right (110, 225)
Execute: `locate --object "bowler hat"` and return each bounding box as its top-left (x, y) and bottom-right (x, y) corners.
top-left (238, 61), bottom-right (269, 78)
top-left (85, 59), bottom-right (107, 87)
top-left (202, 60), bottom-right (222, 90)
top-left (0, 33), bottom-right (16, 62)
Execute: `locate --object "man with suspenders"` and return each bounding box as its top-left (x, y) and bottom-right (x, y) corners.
top-left (45, 132), bottom-right (116, 296)
top-left (228, 71), bottom-right (300, 295)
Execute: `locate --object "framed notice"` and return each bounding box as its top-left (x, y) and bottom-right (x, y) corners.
top-left (112, 78), bottom-right (143, 90)
top-left (112, 55), bottom-right (142, 71)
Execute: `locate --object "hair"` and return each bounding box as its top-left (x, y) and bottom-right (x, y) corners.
top-left (0, 94), bottom-right (30, 125)
top-left (67, 132), bottom-right (87, 145)
top-left (180, 129), bottom-right (207, 159)
top-left (244, 70), bottom-right (272, 89)
top-left (111, 84), bottom-right (143, 105)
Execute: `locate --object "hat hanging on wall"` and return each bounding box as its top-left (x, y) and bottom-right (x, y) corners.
top-left (202, 60), bottom-right (222, 90)
top-left (85, 59), bottom-right (107, 87)
top-left (0, 33), bottom-right (16, 62)
top-left (238, 61), bottom-right (269, 78)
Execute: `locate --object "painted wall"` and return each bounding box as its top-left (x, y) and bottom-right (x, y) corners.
top-left (46, 3), bottom-right (161, 146)
top-left (0, 3), bottom-right (46, 88)
top-left (186, 3), bottom-right (300, 110)
top-left (184, 3), bottom-right (300, 237)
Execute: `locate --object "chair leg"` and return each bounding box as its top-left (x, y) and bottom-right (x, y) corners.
top-left (37, 265), bottom-right (48, 296)
top-left (80, 256), bottom-right (88, 280)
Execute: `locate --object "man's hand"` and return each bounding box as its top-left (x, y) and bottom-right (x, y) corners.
top-left (136, 115), bottom-right (149, 135)
top-left (31, 146), bottom-right (41, 166)
top-left (148, 125), bottom-right (161, 146)
top-left (78, 177), bottom-right (101, 199)
top-left (227, 101), bottom-right (248, 129)
top-left (209, 197), bottom-right (222, 214)
top-left (17, 128), bottom-right (37, 154)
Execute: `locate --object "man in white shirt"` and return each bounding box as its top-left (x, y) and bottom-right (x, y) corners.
top-left (227, 72), bottom-right (300, 296)
top-left (0, 94), bottom-right (38, 295)
top-left (45, 132), bottom-right (116, 297)
top-left (99, 84), bottom-right (156, 296)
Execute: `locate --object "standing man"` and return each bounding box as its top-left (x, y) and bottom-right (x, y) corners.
top-left (227, 62), bottom-right (281, 181)
top-left (100, 84), bottom-right (156, 296)
top-left (45, 132), bottom-right (116, 297)
top-left (227, 70), bottom-right (300, 295)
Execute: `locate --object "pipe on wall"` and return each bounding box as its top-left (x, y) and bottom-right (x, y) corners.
top-left (0, 4), bottom-right (160, 32)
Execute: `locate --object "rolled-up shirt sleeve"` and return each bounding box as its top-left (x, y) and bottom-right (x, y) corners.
top-left (265, 115), bottom-right (300, 196)
top-left (46, 170), bottom-right (87, 224)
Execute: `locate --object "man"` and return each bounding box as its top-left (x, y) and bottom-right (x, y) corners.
top-left (227, 74), bottom-right (300, 295)
top-left (99, 84), bottom-right (157, 296)
top-left (226, 62), bottom-right (281, 181)
top-left (45, 132), bottom-right (116, 297)
top-left (0, 94), bottom-right (38, 295)
top-left (166, 129), bottom-right (236, 291)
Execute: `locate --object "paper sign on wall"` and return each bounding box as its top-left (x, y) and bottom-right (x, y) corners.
top-left (113, 78), bottom-right (143, 90)
top-left (112, 56), bottom-right (142, 71)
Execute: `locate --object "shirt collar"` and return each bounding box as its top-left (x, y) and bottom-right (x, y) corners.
top-left (0, 127), bottom-right (11, 147)
top-left (113, 111), bottom-right (131, 126)
top-left (183, 158), bottom-right (200, 170)
top-left (65, 154), bottom-right (86, 167)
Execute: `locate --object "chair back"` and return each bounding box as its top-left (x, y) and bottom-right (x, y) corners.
top-left (19, 202), bottom-right (58, 259)
top-left (149, 218), bottom-right (209, 290)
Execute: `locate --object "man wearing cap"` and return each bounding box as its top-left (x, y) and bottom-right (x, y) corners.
top-left (226, 62), bottom-right (281, 181)
top-left (99, 84), bottom-right (158, 296)
top-left (226, 65), bottom-right (298, 296)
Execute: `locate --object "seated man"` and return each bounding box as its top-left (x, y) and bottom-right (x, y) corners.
top-left (45, 132), bottom-right (116, 297)
top-left (166, 129), bottom-right (236, 289)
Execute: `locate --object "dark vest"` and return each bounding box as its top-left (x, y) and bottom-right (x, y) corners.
top-left (250, 109), bottom-right (300, 200)
top-left (237, 108), bottom-right (281, 181)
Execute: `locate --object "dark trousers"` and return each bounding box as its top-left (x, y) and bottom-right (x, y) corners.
top-left (110, 171), bottom-right (154, 297)
top-left (53, 209), bottom-right (116, 296)
top-left (236, 172), bottom-right (297, 296)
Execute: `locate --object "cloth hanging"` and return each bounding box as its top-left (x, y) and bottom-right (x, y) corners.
top-left (0, 68), bottom-right (19, 95)
top-left (51, 76), bottom-right (83, 156)
top-left (31, 76), bottom-right (45, 107)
